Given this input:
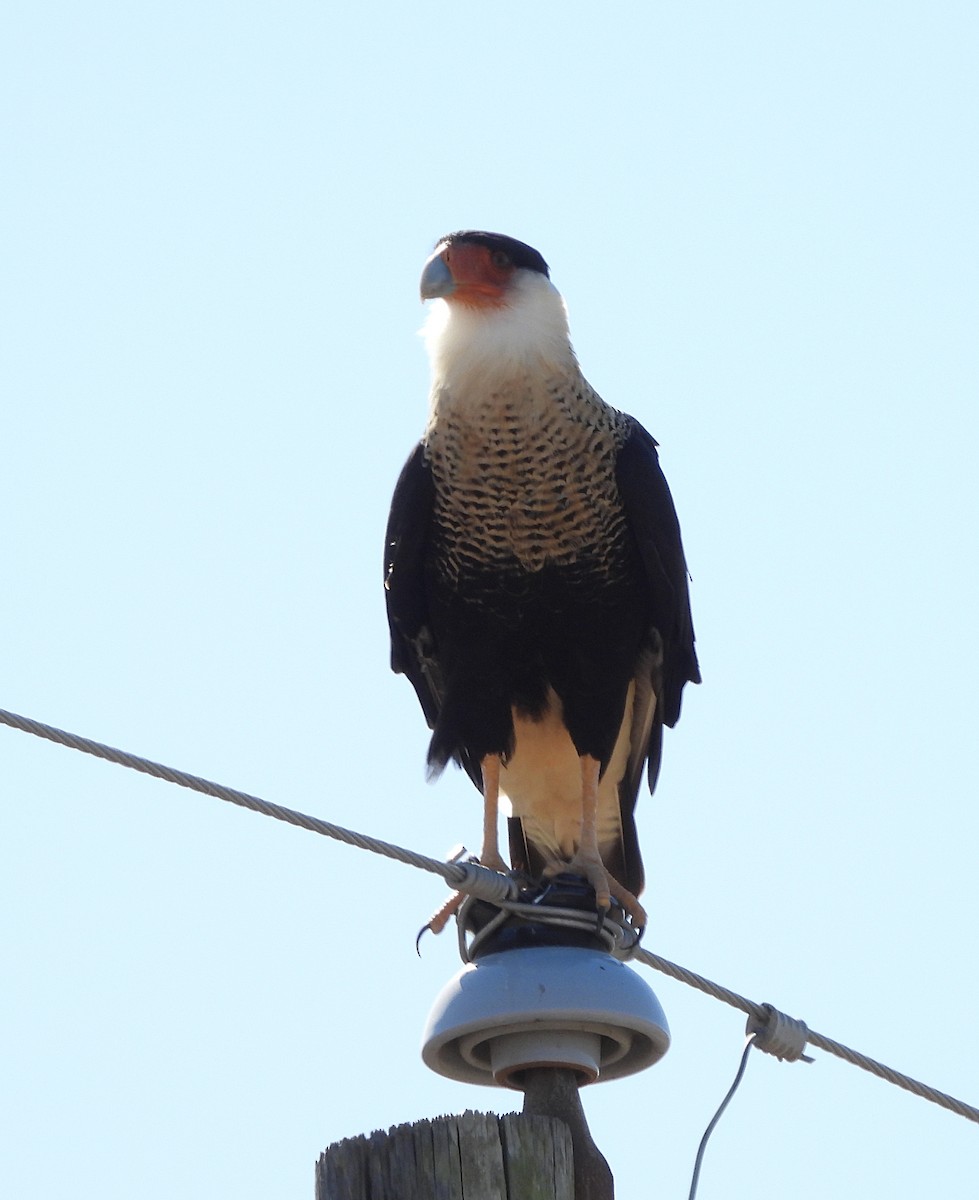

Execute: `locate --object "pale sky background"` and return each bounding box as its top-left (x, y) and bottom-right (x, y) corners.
top-left (2, 3), bottom-right (978, 1197)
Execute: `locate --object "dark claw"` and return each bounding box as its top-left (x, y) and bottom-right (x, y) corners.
top-left (415, 924), bottom-right (431, 956)
top-left (595, 906), bottom-right (607, 935)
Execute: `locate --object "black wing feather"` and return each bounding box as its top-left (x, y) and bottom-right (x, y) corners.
top-left (384, 443), bottom-right (440, 725)
top-left (385, 443), bottom-right (484, 791)
top-left (616, 420), bottom-right (700, 797)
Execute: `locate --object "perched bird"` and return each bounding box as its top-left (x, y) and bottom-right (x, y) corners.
top-left (384, 231), bottom-right (699, 928)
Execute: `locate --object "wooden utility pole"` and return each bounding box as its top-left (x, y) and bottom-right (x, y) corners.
top-left (316, 1107), bottom-right (574, 1199)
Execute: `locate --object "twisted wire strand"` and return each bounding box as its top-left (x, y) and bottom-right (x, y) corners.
top-left (2, 705), bottom-right (977, 1126)
top-left (0, 708), bottom-right (514, 902)
top-left (634, 947), bottom-right (770, 1023)
top-left (635, 948), bottom-right (979, 1124)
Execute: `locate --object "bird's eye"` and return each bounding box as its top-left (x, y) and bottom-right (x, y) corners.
top-left (491, 249), bottom-right (511, 269)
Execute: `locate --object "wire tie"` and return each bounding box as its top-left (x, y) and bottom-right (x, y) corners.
top-left (451, 860), bottom-right (520, 905)
top-left (747, 1002), bottom-right (814, 1063)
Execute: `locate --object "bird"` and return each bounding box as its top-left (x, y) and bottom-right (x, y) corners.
top-left (384, 231), bottom-right (699, 930)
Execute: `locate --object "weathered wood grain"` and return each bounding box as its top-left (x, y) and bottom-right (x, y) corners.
top-left (316, 1110), bottom-right (574, 1199)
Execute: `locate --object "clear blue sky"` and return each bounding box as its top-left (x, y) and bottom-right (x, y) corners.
top-left (2, 3), bottom-right (977, 1196)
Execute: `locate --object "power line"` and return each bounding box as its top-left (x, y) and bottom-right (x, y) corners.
top-left (0, 707), bottom-right (516, 905)
top-left (634, 949), bottom-right (979, 1123)
top-left (2, 705), bottom-right (977, 1128)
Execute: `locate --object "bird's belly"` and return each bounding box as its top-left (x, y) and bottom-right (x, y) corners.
top-left (499, 685), bottom-right (634, 864)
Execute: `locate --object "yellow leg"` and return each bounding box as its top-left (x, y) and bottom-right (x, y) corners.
top-left (562, 754), bottom-right (647, 928)
top-left (478, 753), bottom-right (509, 873)
top-left (416, 754), bottom-right (510, 946)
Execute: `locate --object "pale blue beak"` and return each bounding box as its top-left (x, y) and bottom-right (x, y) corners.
top-left (420, 250), bottom-right (456, 301)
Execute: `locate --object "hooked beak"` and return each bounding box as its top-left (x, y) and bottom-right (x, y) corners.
top-left (419, 250), bottom-right (455, 301)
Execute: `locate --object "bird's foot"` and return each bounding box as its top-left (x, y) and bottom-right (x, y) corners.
top-left (605, 875), bottom-right (647, 933)
top-left (547, 853), bottom-right (647, 930)
top-left (416, 891), bottom-right (465, 953)
top-left (415, 850), bottom-right (512, 953)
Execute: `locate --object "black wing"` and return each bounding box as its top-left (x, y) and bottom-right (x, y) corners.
top-left (616, 418), bottom-right (700, 801)
top-left (384, 442), bottom-right (441, 727)
top-left (384, 444), bottom-right (486, 793)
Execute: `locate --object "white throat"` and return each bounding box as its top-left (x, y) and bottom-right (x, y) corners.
top-left (423, 270), bottom-right (578, 397)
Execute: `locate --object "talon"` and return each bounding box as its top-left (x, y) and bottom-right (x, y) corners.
top-left (417, 890), bottom-right (465, 950)
top-left (561, 850), bottom-right (646, 931)
top-left (606, 875), bottom-right (647, 929)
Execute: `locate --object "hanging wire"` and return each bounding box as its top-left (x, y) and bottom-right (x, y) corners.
top-left (688, 1036), bottom-right (757, 1200)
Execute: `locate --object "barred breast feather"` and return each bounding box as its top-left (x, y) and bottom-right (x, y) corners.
top-left (424, 373), bottom-right (633, 583)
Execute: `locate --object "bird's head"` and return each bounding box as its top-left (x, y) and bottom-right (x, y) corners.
top-left (420, 231), bottom-right (575, 389)
top-left (420, 231), bottom-right (550, 308)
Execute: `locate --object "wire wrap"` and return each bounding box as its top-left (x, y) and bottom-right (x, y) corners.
top-left (747, 1003), bottom-right (813, 1063)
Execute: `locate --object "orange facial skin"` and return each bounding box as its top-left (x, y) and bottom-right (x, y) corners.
top-left (438, 241), bottom-right (515, 308)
